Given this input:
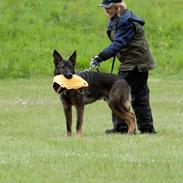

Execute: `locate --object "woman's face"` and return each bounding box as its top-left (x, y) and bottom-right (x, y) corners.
top-left (105, 6), bottom-right (119, 18)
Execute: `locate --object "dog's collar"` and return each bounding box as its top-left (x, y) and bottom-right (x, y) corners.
top-left (60, 88), bottom-right (85, 96)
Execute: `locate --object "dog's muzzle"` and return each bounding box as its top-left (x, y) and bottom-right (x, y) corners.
top-left (64, 72), bottom-right (73, 79)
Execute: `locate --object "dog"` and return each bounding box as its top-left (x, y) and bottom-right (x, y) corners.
top-left (53, 50), bottom-right (136, 136)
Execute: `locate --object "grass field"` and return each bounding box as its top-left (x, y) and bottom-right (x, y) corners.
top-left (0, 0), bottom-right (183, 182)
top-left (0, 78), bottom-right (183, 183)
top-left (0, 0), bottom-right (183, 78)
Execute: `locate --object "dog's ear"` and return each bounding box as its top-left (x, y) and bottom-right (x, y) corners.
top-left (53, 50), bottom-right (63, 65)
top-left (69, 51), bottom-right (76, 66)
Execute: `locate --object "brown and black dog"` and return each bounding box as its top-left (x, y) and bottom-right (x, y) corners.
top-left (53, 50), bottom-right (136, 136)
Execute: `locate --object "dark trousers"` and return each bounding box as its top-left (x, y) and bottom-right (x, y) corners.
top-left (112, 67), bottom-right (155, 132)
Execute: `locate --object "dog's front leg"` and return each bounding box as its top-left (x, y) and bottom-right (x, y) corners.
top-left (76, 105), bottom-right (84, 137)
top-left (63, 106), bottom-right (72, 136)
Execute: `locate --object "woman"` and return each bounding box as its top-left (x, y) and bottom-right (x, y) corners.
top-left (91, 0), bottom-right (156, 134)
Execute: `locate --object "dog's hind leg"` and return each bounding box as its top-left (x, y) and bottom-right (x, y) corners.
top-left (109, 104), bottom-right (136, 134)
top-left (108, 80), bottom-right (136, 134)
top-left (121, 101), bottom-right (136, 134)
top-left (126, 111), bottom-right (136, 134)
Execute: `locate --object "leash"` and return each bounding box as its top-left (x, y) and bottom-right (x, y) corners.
top-left (111, 56), bottom-right (116, 74)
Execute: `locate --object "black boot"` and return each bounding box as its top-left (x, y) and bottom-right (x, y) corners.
top-left (140, 129), bottom-right (157, 134)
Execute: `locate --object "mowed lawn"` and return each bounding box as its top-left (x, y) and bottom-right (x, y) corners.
top-left (0, 78), bottom-right (183, 183)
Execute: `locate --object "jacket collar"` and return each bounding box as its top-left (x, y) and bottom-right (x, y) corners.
top-left (107, 9), bottom-right (129, 29)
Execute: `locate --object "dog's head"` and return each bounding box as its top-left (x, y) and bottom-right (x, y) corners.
top-left (53, 50), bottom-right (76, 79)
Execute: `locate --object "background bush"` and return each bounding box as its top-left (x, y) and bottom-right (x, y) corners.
top-left (0, 0), bottom-right (183, 78)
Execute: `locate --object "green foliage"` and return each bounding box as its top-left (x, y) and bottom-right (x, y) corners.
top-left (0, 0), bottom-right (183, 78)
top-left (0, 78), bottom-right (183, 182)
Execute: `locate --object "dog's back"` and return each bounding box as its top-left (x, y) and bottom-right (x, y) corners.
top-left (78, 71), bottom-right (119, 104)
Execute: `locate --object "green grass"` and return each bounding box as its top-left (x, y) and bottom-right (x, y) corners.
top-left (0, 0), bottom-right (183, 78)
top-left (0, 78), bottom-right (183, 183)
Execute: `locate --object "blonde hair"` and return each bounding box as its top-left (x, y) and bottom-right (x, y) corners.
top-left (116, 1), bottom-right (127, 15)
top-left (121, 1), bottom-right (128, 10)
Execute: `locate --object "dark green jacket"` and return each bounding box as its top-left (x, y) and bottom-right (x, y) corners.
top-left (99, 10), bottom-right (156, 72)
